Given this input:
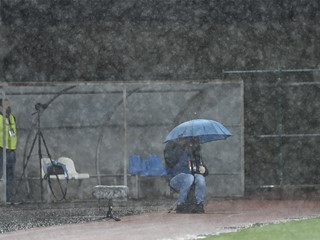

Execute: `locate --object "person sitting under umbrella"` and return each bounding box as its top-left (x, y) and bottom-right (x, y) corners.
top-left (165, 137), bottom-right (208, 213)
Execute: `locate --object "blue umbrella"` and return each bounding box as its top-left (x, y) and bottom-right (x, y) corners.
top-left (164, 119), bottom-right (232, 144)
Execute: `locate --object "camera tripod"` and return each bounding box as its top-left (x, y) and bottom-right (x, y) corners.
top-left (98, 199), bottom-right (121, 221)
top-left (18, 86), bottom-right (75, 202)
top-left (22, 103), bottom-right (53, 202)
top-left (105, 199), bottom-right (121, 221)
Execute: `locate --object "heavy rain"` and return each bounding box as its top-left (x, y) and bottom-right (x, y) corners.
top-left (1, 1), bottom-right (320, 239)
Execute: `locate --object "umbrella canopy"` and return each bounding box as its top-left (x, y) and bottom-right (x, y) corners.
top-left (164, 119), bottom-right (232, 144)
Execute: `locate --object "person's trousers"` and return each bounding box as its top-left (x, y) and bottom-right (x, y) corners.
top-left (0, 150), bottom-right (16, 201)
top-left (169, 173), bottom-right (206, 205)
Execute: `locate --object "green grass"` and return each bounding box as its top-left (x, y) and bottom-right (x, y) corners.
top-left (202, 217), bottom-right (320, 240)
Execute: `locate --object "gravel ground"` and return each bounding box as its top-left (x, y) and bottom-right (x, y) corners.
top-left (0, 199), bottom-right (172, 234)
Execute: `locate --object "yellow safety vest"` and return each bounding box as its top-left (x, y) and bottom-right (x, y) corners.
top-left (0, 114), bottom-right (17, 150)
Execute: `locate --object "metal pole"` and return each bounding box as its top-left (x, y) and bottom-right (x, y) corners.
top-left (123, 87), bottom-right (127, 186)
top-left (1, 90), bottom-right (7, 203)
top-left (37, 110), bottom-right (43, 202)
top-left (276, 74), bottom-right (284, 188)
top-left (223, 68), bottom-right (320, 75)
top-left (240, 80), bottom-right (245, 196)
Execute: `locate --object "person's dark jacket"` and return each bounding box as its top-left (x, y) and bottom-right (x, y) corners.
top-left (166, 147), bottom-right (209, 180)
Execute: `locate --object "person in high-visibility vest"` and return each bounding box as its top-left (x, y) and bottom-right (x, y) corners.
top-left (0, 98), bottom-right (17, 202)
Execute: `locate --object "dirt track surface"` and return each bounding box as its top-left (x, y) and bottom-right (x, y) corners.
top-left (1, 199), bottom-right (320, 240)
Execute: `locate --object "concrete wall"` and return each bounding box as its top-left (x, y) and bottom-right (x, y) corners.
top-left (1, 80), bottom-right (243, 201)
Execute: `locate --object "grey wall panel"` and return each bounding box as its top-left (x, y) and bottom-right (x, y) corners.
top-left (1, 80), bottom-right (243, 201)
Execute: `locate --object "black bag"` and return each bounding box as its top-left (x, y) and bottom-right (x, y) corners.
top-left (47, 164), bottom-right (65, 175)
top-left (44, 160), bottom-right (68, 179)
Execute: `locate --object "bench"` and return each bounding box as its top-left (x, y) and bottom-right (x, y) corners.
top-left (128, 154), bottom-right (169, 199)
top-left (41, 157), bottom-right (90, 202)
top-left (92, 185), bottom-right (128, 221)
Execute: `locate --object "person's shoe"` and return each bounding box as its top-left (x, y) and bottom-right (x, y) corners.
top-left (191, 203), bottom-right (205, 213)
top-left (175, 203), bottom-right (189, 213)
